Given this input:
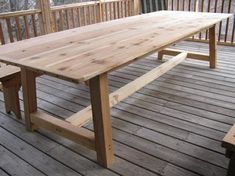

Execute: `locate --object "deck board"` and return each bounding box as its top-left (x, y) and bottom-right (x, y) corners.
top-left (0, 41), bottom-right (234, 176)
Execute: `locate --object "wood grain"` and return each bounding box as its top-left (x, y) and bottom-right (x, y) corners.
top-left (90, 73), bottom-right (114, 167)
top-left (0, 11), bottom-right (231, 83)
top-left (66, 52), bottom-right (187, 126)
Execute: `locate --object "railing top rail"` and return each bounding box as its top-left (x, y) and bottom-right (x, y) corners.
top-left (0, 0), bottom-right (131, 17)
top-left (51, 0), bottom-right (128, 11)
top-left (51, 1), bottom-right (98, 11)
top-left (0, 9), bottom-right (41, 18)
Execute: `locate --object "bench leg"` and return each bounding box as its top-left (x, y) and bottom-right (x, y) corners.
top-left (90, 73), bottom-right (114, 168)
top-left (227, 152), bottom-right (235, 176)
top-left (2, 74), bottom-right (21, 119)
top-left (21, 68), bottom-right (38, 131)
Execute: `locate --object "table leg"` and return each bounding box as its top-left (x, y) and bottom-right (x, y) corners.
top-left (89, 73), bottom-right (114, 168)
top-left (157, 50), bottom-right (164, 61)
top-left (21, 68), bottom-right (38, 131)
top-left (209, 25), bottom-right (217, 69)
top-left (227, 152), bottom-right (235, 176)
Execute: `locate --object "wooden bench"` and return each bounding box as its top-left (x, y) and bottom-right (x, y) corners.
top-left (222, 124), bottom-right (235, 176)
top-left (0, 65), bottom-right (21, 119)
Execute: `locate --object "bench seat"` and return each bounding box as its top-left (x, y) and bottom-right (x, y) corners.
top-left (222, 124), bottom-right (235, 176)
top-left (0, 65), bottom-right (21, 119)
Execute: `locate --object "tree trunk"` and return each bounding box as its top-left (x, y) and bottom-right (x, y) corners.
top-left (9, 0), bottom-right (17, 11)
top-left (24, 0), bottom-right (28, 10)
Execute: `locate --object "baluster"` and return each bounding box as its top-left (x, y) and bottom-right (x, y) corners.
top-left (23, 16), bottom-right (30, 39)
top-left (15, 16), bottom-right (22, 41)
top-left (84, 7), bottom-right (87, 25)
top-left (199, 0), bottom-right (205, 39)
top-left (88, 5), bottom-right (92, 24)
top-left (31, 14), bottom-right (38, 37)
top-left (231, 14), bottom-right (235, 43)
top-left (0, 21), bottom-right (5, 45)
top-left (188, 0), bottom-right (191, 11)
top-left (71, 8), bottom-right (75, 28)
top-left (182, 0), bottom-right (185, 10)
top-left (77, 7), bottom-right (82, 27)
top-left (65, 9), bottom-right (70, 29)
top-left (214, 0), bottom-right (218, 13)
top-left (218, 0), bottom-right (225, 41)
top-left (52, 11), bottom-right (58, 32)
top-left (59, 10), bottom-right (64, 31)
top-left (177, 0), bottom-right (179, 10)
top-left (205, 0), bottom-right (211, 40)
top-left (6, 18), bottom-right (14, 43)
top-left (224, 0), bottom-right (232, 42)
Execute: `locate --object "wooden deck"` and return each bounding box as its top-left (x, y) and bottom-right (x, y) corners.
top-left (0, 41), bottom-right (234, 176)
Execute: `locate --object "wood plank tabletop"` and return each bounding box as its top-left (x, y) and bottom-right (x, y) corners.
top-left (0, 11), bottom-right (231, 83)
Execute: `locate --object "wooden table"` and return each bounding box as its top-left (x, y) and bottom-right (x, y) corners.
top-left (0, 11), bottom-right (231, 168)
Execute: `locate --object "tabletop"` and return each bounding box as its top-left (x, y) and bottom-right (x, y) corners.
top-left (0, 11), bottom-right (231, 83)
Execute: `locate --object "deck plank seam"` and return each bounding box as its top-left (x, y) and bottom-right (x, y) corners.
top-left (0, 142), bottom-right (48, 176)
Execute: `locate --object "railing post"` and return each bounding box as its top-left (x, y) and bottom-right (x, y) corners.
top-left (164, 0), bottom-right (169, 10)
top-left (98, 0), bottom-right (103, 22)
top-left (195, 0), bottom-right (199, 12)
top-left (38, 0), bottom-right (52, 34)
top-left (133, 0), bottom-right (140, 15)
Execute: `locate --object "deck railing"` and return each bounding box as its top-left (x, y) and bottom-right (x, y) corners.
top-left (0, 9), bottom-right (42, 44)
top-left (0, 0), bottom-right (138, 45)
top-left (0, 0), bottom-right (234, 46)
top-left (51, 0), bottom-right (136, 32)
top-left (167, 0), bottom-right (235, 45)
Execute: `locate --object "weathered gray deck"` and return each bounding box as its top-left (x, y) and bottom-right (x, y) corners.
top-left (0, 41), bottom-right (234, 176)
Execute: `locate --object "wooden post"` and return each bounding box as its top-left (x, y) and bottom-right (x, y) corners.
top-left (209, 25), bottom-right (217, 68)
top-left (21, 68), bottom-right (38, 131)
top-left (38, 0), bottom-right (52, 34)
top-left (89, 73), bottom-right (114, 168)
top-left (133, 0), bottom-right (140, 15)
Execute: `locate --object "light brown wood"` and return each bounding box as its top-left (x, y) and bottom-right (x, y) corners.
top-left (59, 10), bottom-right (64, 30)
top-left (133, 0), bottom-right (140, 15)
top-left (0, 22), bottom-right (5, 45)
top-left (0, 12), bottom-right (231, 168)
top-left (0, 9), bottom-right (41, 18)
top-left (90, 73), bottom-right (114, 167)
top-left (21, 68), bottom-right (38, 131)
top-left (222, 124), bottom-right (235, 176)
top-left (31, 14), bottom-right (38, 37)
top-left (1, 71), bottom-right (21, 119)
top-left (0, 65), bottom-right (21, 119)
top-left (71, 8), bottom-right (75, 28)
top-left (158, 48), bottom-right (210, 61)
top-left (66, 52), bottom-right (187, 126)
top-left (38, 0), bottom-right (52, 34)
top-left (0, 65), bottom-right (20, 81)
top-left (15, 16), bottom-right (22, 41)
top-left (222, 124), bottom-right (235, 152)
top-left (31, 111), bottom-right (95, 150)
top-left (0, 11), bottom-right (230, 83)
top-left (209, 25), bottom-right (217, 68)
top-left (6, 18), bottom-right (14, 43)
top-left (23, 16), bottom-right (30, 39)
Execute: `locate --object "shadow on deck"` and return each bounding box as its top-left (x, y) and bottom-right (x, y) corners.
top-left (0, 41), bottom-right (234, 176)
